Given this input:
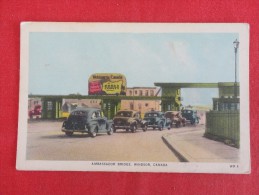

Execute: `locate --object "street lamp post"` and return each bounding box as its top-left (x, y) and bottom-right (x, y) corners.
top-left (233, 39), bottom-right (239, 98)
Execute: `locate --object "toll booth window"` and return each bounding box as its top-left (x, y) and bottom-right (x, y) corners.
top-left (232, 103), bottom-right (236, 110)
top-left (237, 103), bottom-right (240, 110)
top-left (218, 103), bottom-right (223, 111)
top-left (47, 101), bottom-right (53, 111)
top-left (230, 103), bottom-right (240, 110)
top-left (224, 103), bottom-right (229, 110)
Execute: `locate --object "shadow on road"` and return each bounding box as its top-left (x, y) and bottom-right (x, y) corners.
top-left (114, 130), bottom-right (144, 134)
top-left (40, 133), bottom-right (109, 139)
top-left (114, 128), bottom-right (173, 133)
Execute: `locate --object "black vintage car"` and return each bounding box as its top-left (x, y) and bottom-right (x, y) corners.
top-left (181, 109), bottom-right (199, 125)
top-left (141, 111), bottom-right (171, 131)
top-left (61, 108), bottom-right (113, 137)
top-left (113, 110), bottom-right (142, 133)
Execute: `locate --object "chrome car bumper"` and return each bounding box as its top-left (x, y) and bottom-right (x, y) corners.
top-left (61, 128), bottom-right (88, 133)
top-left (113, 125), bottom-right (131, 129)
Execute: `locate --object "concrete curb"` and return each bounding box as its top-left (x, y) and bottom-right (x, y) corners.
top-left (162, 135), bottom-right (189, 162)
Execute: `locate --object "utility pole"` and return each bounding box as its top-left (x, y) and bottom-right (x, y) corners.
top-left (233, 39), bottom-right (239, 98)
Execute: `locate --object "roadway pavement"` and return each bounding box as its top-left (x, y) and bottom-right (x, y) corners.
top-left (26, 120), bottom-right (180, 162)
top-left (26, 121), bottom-right (239, 163)
top-left (162, 126), bottom-right (239, 162)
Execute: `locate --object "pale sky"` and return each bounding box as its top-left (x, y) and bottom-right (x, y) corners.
top-left (29, 32), bottom-right (239, 106)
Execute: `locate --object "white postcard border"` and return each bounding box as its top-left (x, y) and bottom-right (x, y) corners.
top-left (17, 22), bottom-right (250, 173)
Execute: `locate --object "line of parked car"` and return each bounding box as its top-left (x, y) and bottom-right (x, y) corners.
top-left (61, 108), bottom-right (200, 138)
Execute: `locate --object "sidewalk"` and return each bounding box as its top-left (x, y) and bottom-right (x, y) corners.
top-left (162, 128), bottom-right (239, 162)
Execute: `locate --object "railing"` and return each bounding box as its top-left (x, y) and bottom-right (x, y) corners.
top-left (205, 110), bottom-right (240, 148)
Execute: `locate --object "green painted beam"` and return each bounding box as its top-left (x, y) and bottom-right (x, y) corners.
top-left (29, 95), bottom-right (161, 100)
top-left (154, 82), bottom-right (219, 88)
top-left (154, 82), bottom-right (239, 88)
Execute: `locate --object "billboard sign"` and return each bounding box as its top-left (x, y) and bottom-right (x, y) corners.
top-left (88, 73), bottom-right (126, 95)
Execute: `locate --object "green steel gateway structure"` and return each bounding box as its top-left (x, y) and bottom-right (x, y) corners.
top-left (154, 82), bottom-right (240, 148)
top-left (29, 82), bottom-right (240, 148)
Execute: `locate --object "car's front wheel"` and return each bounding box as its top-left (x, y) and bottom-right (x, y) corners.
top-left (107, 125), bottom-right (114, 135)
top-left (91, 127), bottom-right (98, 138)
top-left (142, 124), bottom-right (147, 132)
top-left (131, 124), bottom-right (137, 133)
top-left (158, 122), bottom-right (164, 131)
top-left (65, 131), bottom-right (73, 136)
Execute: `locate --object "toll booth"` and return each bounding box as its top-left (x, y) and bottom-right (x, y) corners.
top-left (41, 97), bottom-right (62, 119)
top-left (160, 87), bottom-right (181, 111)
top-left (213, 82), bottom-right (240, 111)
top-left (102, 99), bottom-right (121, 119)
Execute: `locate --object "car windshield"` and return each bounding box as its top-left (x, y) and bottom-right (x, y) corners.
top-left (70, 111), bottom-right (88, 117)
top-left (145, 113), bottom-right (159, 117)
top-left (116, 111), bottom-right (132, 117)
top-left (183, 110), bottom-right (192, 114)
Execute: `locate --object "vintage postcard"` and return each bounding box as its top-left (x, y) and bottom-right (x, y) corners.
top-left (17, 22), bottom-right (250, 173)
